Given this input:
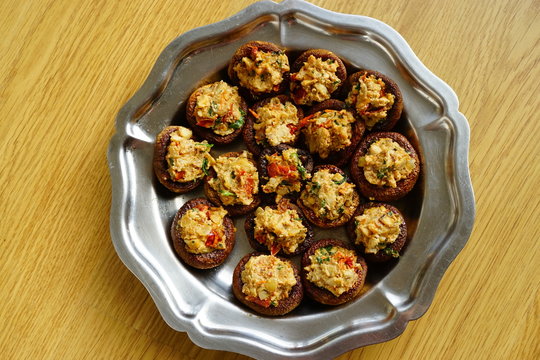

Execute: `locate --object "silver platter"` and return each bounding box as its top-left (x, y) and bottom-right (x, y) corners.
top-left (107, 0), bottom-right (475, 358)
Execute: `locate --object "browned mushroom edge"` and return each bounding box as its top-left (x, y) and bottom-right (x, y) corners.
top-left (244, 199), bottom-right (314, 257)
top-left (290, 49), bottom-right (347, 105)
top-left (227, 41), bottom-right (289, 101)
top-left (349, 132), bottom-right (420, 202)
top-left (170, 198), bottom-right (236, 269)
top-left (242, 94), bottom-right (304, 156)
top-left (346, 202), bottom-right (407, 263)
top-left (300, 239), bottom-right (367, 306)
top-left (232, 252), bottom-right (303, 316)
top-left (343, 70), bottom-right (403, 132)
top-left (297, 164), bottom-right (360, 228)
top-left (257, 144), bottom-right (314, 203)
top-left (153, 126), bottom-right (204, 193)
top-left (185, 83), bottom-right (247, 144)
top-left (301, 99), bottom-right (365, 167)
top-left (203, 151), bottom-right (262, 216)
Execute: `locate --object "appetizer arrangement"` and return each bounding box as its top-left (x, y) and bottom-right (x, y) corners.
top-left (153, 40), bottom-right (421, 316)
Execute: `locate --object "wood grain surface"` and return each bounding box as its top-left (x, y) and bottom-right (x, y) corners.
top-left (1, 0), bottom-right (539, 359)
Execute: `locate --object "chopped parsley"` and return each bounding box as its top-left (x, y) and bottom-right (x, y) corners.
top-left (220, 190), bottom-right (236, 197)
top-left (376, 167), bottom-right (392, 179)
top-left (228, 118), bottom-right (244, 130)
top-left (208, 100), bottom-right (219, 116)
top-left (309, 182), bottom-right (321, 194)
top-left (332, 176), bottom-right (347, 185)
top-left (291, 152), bottom-right (307, 179)
top-left (201, 158), bottom-right (209, 176)
top-left (196, 143), bottom-right (213, 150)
top-left (381, 247), bottom-right (400, 258)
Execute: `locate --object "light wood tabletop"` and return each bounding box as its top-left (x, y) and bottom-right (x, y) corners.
top-left (1, 0), bottom-right (539, 359)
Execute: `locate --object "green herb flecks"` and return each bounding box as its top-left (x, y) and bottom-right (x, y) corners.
top-left (291, 152), bottom-right (308, 179)
top-left (333, 176), bottom-right (347, 185)
top-left (376, 167), bottom-right (392, 179)
top-left (202, 158), bottom-right (209, 176)
top-left (381, 247), bottom-right (400, 258)
top-left (220, 190), bottom-right (236, 197)
top-left (228, 117), bottom-right (244, 130)
top-left (196, 143), bottom-right (214, 150)
top-left (309, 182), bottom-right (321, 194)
top-left (208, 100), bottom-right (219, 116)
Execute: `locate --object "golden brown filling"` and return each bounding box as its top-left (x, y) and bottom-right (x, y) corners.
top-left (301, 109), bottom-right (356, 159)
top-left (178, 204), bottom-right (227, 254)
top-left (208, 151), bottom-right (259, 206)
top-left (253, 206), bottom-right (307, 255)
top-left (300, 169), bottom-right (356, 221)
top-left (194, 81), bottom-right (245, 136)
top-left (345, 73), bottom-right (395, 129)
top-left (241, 255), bottom-right (296, 308)
top-left (304, 245), bottom-right (360, 296)
top-left (358, 138), bottom-right (416, 187)
top-left (253, 97), bottom-right (299, 146)
top-left (291, 55), bottom-right (341, 105)
top-left (165, 127), bottom-right (214, 182)
top-left (354, 206), bottom-right (402, 256)
top-left (233, 49), bottom-right (289, 93)
top-left (262, 148), bottom-right (310, 202)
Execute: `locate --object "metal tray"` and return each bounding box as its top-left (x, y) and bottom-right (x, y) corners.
top-left (107, 0), bottom-right (475, 358)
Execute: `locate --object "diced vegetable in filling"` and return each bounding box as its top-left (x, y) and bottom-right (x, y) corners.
top-left (165, 126), bottom-right (214, 182)
top-left (262, 148), bottom-right (310, 202)
top-left (345, 73), bottom-right (395, 129)
top-left (290, 55), bottom-right (341, 105)
top-left (301, 109), bottom-right (356, 159)
top-left (358, 138), bottom-right (416, 187)
top-left (299, 169), bottom-right (356, 221)
top-left (178, 204), bottom-right (227, 254)
top-left (233, 48), bottom-right (289, 93)
top-left (354, 206), bottom-right (402, 256)
top-left (194, 81), bottom-right (245, 136)
top-left (304, 245), bottom-right (361, 296)
top-left (241, 255), bottom-right (296, 308)
top-left (209, 151), bottom-right (259, 206)
top-left (252, 97), bottom-right (299, 146)
top-left (253, 206), bottom-right (307, 255)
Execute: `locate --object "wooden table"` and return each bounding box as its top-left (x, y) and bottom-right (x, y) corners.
top-left (2, 0), bottom-right (538, 359)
